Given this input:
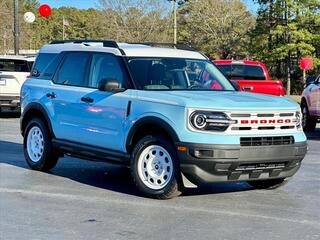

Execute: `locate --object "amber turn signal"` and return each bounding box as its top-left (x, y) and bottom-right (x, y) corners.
top-left (177, 146), bottom-right (187, 152)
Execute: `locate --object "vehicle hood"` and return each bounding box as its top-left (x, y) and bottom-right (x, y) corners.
top-left (231, 79), bottom-right (281, 84)
top-left (136, 90), bottom-right (299, 111)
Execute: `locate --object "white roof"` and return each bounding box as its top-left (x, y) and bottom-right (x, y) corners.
top-left (40, 43), bottom-right (121, 55)
top-left (119, 43), bottom-right (206, 59)
top-left (0, 55), bottom-right (35, 61)
top-left (39, 42), bottom-right (206, 60)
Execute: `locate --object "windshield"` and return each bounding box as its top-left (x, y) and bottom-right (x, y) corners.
top-left (126, 57), bottom-right (235, 91)
top-left (216, 64), bottom-right (266, 80)
top-left (0, 59), bottom-right (33, 72)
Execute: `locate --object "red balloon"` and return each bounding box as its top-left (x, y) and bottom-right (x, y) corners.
top-left (39, 4), bottom-right (51, 18)
top-left (299, 57), bottom-right (313, 71)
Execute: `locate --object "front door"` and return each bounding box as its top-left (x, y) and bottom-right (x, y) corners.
top-left (76, 52), bottom-right (132, 151)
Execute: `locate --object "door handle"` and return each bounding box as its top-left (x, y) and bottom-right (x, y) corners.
top-left (81, 97), bottom-right (94, 103)
top-left (46, 92), bottom-right (57, 99)
top-left (242, 86), bottom-right (254, 91)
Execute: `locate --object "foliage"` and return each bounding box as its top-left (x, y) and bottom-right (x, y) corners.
top-left (178, 0), bottom-right (256, 59)
top-left (98, 0), bottom-right (172, 42)
top-left (250, 0), bottom-right (320, 94)
top-left (0, 0), bottom-right (109, 51)
top-left (1, 0), bottom-right (255, 56)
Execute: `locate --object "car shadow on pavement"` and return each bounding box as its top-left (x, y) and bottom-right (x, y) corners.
top-left (0, 111), bottom-right (20, 118)
top-left (0, 140), bottom-right (252, 198)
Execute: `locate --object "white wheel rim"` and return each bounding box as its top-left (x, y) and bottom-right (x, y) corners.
top-left (137, 145), bottom-right (174, 190)
top-left (27, 126), bottom-right (44, 162)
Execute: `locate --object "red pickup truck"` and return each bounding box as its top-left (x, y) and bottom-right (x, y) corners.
top-left (213, 60), bottom-right (285, 96)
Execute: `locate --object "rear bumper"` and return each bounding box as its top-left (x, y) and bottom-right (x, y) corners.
top-left (0, 95), bottom-right (20, 109)
top-left (177, 141), bottom-right (307, 185)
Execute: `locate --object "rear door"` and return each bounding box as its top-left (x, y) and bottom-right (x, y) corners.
top-left (0, 59), bottom-right (32, 96)
top-left (49, 52), bottom-right (93, 142)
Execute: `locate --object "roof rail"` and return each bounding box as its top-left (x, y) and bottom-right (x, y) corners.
top-left (50, 39), bottom-right (119, 48)
top-left (130, 42), bottom-right (195, 51)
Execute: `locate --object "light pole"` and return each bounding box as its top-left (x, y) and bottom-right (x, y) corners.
top-left (13, 0), bottom-right (20, 55)
top-left (173, 0), bottom-right (177, 45)
top-left (168, 0), bottom-right (188, 45)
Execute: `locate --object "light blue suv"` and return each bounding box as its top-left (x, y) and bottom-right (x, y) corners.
top-left (20, 40), bottom-right (307, 199)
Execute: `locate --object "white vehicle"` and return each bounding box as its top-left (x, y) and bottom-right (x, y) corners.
top-left (0, 55), bottom-right (35, 112)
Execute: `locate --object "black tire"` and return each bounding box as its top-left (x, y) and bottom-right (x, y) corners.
top-left (23, 118), bottom-right (59, 171)
top-left (248, 178), bottom-right (287, 190)
top-left (301, 101), bottom-right (317, 131)
top-left (130, 135), bottom-right (182, 199)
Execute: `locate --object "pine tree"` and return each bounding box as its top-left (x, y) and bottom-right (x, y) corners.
top-left (251, 0), bottom-right (320, 94)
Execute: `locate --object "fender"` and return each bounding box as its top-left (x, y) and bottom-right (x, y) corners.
top-left (126, 116), bottom-right (180, 151)
top-left (20, 102), bottom-right (55, 137)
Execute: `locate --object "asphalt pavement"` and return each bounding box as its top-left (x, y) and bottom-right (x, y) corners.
top-left (0, 114), bottom-right (319, 240)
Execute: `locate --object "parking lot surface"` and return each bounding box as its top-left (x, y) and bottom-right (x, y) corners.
top-left (1, 115), bottom-right (320, 240)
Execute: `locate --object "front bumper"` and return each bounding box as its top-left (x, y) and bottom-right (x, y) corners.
top-left (177, 141), bottom-right (307, 185)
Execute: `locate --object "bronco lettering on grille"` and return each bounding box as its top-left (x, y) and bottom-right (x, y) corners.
top-left (240, 119), bottom-right (292, 124)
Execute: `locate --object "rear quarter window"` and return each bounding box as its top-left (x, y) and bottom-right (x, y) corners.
top-left (32, 53), bottom-right (62, 80)
top-left (0, 59), bottom-right (31, 72)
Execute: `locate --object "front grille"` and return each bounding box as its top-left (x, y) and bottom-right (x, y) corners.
top-left (228, 111), bottom-right (296, 132)
top-left (240, 136), bottom-right (294, 146)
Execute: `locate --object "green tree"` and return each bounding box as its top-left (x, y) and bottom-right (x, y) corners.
top-left (178, 0), bottom-right (256, 59)
top-left (250, 0), bottom-right (320, 94)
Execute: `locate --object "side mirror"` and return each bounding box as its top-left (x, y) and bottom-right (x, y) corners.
top-left (98, 79), bottom-right (124, 92)
top-left (231, 81), bottom-right (240, 91)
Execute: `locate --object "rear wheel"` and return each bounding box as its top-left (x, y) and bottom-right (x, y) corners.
top-left (248, 178), bottom-right (287, 190)
top-left (130, 135), bottom-right (182, 199)
top-left (301, 101), bottom-right (317, 131)
top-left (24, 118), bottom-right (59, 171)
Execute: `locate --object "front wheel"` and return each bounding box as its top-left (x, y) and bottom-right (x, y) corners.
top-left (248, 178), bottom-right (287, 190)
top-left (24, 118), bottom-right (59, 171)
top-left (130, 135), bottom-right (182, 199)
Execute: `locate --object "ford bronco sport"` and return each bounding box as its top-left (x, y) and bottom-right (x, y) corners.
top-left (20, 40), bottom-right (307, 199)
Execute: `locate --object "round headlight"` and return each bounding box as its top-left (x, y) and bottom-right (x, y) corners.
top-left (189, 111), bottom-right (233, 132)
top-left (192, 113), bottom-right (207, 129)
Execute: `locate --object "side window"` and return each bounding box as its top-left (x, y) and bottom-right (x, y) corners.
top-left (55, 52), bottom-right (90, 87)
top-left (88, 53), bottom-right (127, 89)
top-left (32, 53), bottom-right (60, 79)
